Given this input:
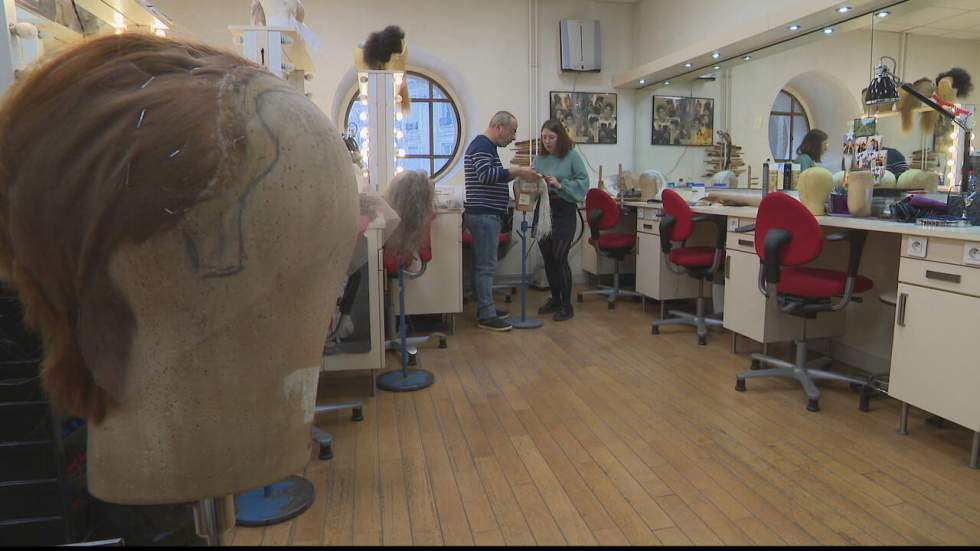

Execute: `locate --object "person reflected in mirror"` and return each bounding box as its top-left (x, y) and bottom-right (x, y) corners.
top-left (796, 129), bottom-right (829, 171)
top-left (533, 120), bottom-right (590, 322)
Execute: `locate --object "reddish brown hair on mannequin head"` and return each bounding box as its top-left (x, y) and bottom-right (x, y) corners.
top-left (0, 33), bottom-right (262, 422)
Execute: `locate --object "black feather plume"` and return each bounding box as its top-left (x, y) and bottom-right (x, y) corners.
top-left (937, 67), bottom-right (974, 98)
top-left (362, 25), bottom-right (405, 69)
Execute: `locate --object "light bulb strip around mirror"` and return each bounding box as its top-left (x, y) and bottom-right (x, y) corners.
top-left (633, 0), bottom-right (907, 91)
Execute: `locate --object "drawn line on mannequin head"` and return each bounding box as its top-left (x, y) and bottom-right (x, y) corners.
top-left (182, 79), bottom-right (285, 280)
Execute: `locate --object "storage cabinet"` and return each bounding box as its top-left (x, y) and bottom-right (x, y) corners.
top-left (890, 282), bottom-right (980, 431)
top-left (394, 210), bottom-right (463, 316)
top-left (722, 226), bottom-right (844, 344)
top-left (322, 226), bottom-right (386, 376)
top-left (633, 206), bottom-right (708, 302)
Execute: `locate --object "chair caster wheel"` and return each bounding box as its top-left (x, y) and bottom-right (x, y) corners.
top-left (504, 295), bottom-right (512, 304)
top-left (439, 337), bottom-right (448, 349)
top-left (697, 335), bottom-right (707, 346)
top-left (319, 442), bottom-right (333, 461)
top-left (651, 325), bottom-right (659, 335)
top-left (849, 382), bottom-right (863, 392)
top-left (352, 407), bottom-right (364, 422)
top-left (807, 399), bottom-right (820, 412)
top-left (577, 294), bottom-right (584, 303)
top-left (859, 395), bottom-right (871, 413)
top-left (750, 359), bottom-right (761, 370)
top-left (735, 379), bottom-right (746, 392)
top-left (607, 301), bottom-right (615, 310)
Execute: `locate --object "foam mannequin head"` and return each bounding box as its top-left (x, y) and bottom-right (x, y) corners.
top-left (798, 167), bottom-right (834, 215)
top-left (0, 34), bottom-right (357, 504)
top-left (897, 168), bottom-right (922, 190)
top-left (846, 171), bottom-right (875, 217)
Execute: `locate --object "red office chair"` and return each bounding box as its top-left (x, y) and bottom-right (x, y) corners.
top-left (578, 188), bottom-right (642, 309)
top-left (462, 210), bottom-right (516, 303)
top-left (383, 225), bottom-right (447, 365)
top-left (651, 189), bottom-right (726, 345)
top-left (734, 193), bottom-right (873, 412)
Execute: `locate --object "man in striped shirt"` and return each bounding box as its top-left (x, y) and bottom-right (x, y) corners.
top-left (464, 111), bottom-right (539, 331)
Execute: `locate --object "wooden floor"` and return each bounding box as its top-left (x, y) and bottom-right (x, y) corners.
top-left (231, 288), bottom-right (980, 546)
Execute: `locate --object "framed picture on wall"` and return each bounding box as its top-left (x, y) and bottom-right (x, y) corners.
top-left (549, 91), bottom-right (617, 144)
top-left (652, 96), bottom-right (714, 146)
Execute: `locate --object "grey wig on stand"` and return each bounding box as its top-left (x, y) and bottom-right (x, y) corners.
top-left (384, 170), bottom-right (435, 258)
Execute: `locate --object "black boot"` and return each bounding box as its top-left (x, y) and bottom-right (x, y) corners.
top-left (553, 304), bottom-right (574, 321)
top-left (538, 297), bottom-right (561, 315)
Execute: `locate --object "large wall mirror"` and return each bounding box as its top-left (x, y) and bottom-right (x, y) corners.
top-left (635, 0), bottom-right (979, 192)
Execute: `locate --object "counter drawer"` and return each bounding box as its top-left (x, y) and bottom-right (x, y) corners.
top-left (898, 257), bottom-right (980, 298)
top-left (726, 232), bottom-right (757, 254)
top-left (636, 207), bottom-right (662, 235)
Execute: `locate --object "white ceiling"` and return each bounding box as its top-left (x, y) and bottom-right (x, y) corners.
top-left (871, 0), bottom-right (980, 39)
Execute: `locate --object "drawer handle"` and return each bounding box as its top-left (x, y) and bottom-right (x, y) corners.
top-left (738, 239), bottom-right (754, 248)
top-left (897, 292), bottom-right (908, 327)
top-left (925, 270), bottom-right (961, 284)
top-left (642, 224), bottom-right (654, 230)
top-left (725, 256), bottom-right (731, 279)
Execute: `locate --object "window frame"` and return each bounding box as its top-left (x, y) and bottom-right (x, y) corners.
top-left (344, 70), bottom-right (462, 180)
top-left (769, 89), bottom-right (811, 163)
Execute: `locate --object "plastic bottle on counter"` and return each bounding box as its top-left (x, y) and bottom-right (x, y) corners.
top-left (761, 158), bottom-right (771, 198)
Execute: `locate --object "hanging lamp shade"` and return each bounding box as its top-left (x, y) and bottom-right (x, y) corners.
top-left (866, 60), bottom-right (900, 104)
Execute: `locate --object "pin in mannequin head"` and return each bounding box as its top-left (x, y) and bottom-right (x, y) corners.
top-left (0, 33), bottom-right (358, 504)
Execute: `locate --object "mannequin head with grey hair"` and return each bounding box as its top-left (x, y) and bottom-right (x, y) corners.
top-left (485, 110), bottom-right (518, 147)
top-left (384, 170), bottom-right (435, 260)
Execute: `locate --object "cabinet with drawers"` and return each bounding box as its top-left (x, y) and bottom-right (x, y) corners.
top-left (890, 236), bottom-right (980, 433)
top-left (634, 206), bottom-right (710, 302)
top-left (721, 217), bottom-right (844, 344)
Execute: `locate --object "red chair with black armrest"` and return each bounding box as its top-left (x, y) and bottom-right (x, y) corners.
top-left (577, 188), bottom-right (642, 309)
top-left (462, 209), bottom-right (515, 303)
top-left (651, 188), bottom-right (726, 345)
top-left (383, 224), bottom-right (447, 368)
top-left (734, 192), bottom-right (873, 412)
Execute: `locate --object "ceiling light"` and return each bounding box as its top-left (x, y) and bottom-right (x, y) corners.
top-left (711, 52), bottom-right (720, 59)
top-left (876, 11), bottom-right (890, 17)
top-left (823, 27), bottom-right (835, 34)
top-left (664, 80), bottom-right (671, 85)
top-left (742, 55), bottom-right (752, 61)
top-left (788, 24), bottom-right (801, 31)
top-left (837, 6), bottom-right (852, 13)
top-left (683, 63), bottom-right (693, 68)
top-left (713, 65), bottom-right (721, 70)
top-left (639, 79), bottom-right (646, 84)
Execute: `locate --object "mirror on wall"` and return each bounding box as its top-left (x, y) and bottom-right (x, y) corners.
top-left (635, 0), bottom-right (979, 191)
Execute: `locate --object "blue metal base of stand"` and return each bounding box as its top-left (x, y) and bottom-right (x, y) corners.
top-left (376, 368), bottom-right (435, 392)
top-left (513, 211), bottom-right (543, 330)
top-left (511, 317), bottom-right (543, 329)
top-left (234, 475), bottom-right (314, 527)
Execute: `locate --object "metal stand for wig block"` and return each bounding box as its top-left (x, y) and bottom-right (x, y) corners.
top-left (193, 495), bottom-right (236, 544)
top-left (233, 475), bottom-right (314, 527)
top-left (377, 265), bottom-right (434, 392)
top-left (511, 211), bottom-right (543, 329)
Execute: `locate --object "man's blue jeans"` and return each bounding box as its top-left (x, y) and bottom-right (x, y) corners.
top-left (464, 213), bottom-right (501, 321)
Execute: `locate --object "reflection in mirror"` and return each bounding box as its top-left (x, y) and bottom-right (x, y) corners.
top-left (637, 0), bottom-right (978, 202)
